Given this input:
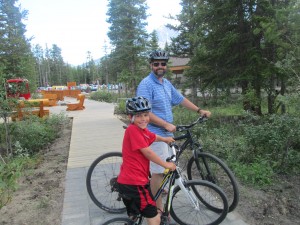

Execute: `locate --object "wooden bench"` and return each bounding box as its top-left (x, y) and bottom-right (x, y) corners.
top-left (42, 93), bottom-right (58, 106)
top-left (11, 99), bottom-right (50, 121)
top-left (66, 94), bottom-right (85, 111)
top-left (41, 90), bottom-right (64, 101)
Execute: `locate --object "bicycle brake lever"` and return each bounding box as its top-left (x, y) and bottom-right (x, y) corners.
top-left (176, 127), bottom-right (183, 132)
top-left (166, 155), bottom-right (176, 162)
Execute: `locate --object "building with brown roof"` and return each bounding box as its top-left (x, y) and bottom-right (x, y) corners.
top-left (168, 57), bottom-right (190, 87)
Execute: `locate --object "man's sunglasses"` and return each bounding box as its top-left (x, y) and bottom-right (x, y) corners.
top-left (152, 62), bottom-right (167, 67)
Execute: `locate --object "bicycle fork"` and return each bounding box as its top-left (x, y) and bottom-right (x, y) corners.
top-left (193, 149), bottom-right (216, 183)
top-left (175, 176), bottom-right (200, 211)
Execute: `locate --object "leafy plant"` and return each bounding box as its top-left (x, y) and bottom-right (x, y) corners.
top-left (114, 98), bottom-right (126, 114)
top-left (89, 90), bottom-right (129, 103)
top-left (241, 114), bottom-right (300, 172)
top-left (0, 157), bottom-right (34, 208)
top-left (10, 117), bottom-right (55, 155)
top-left (171, 95), bottom-right (300, 186)
top-left (232, 159), bottom-right (274, 186)
top-left (0, 113), bottom-right (69, 209)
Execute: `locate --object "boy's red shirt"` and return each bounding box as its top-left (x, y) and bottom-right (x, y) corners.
top-left (117, 124), bottom-right (156, 185)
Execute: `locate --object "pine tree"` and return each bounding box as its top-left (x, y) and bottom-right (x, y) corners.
top-left (148, 30), bottom-right (159, 51)
top-left (106, 0), bottom-right (149, 92)
top-left (0, 0), bottom-right (35, 87)
top-left (170, 0), bottom-right (299, 114)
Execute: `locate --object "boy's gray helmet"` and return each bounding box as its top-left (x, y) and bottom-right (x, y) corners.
top-left (149, 50), bottom-right (169, 62)
top-left (126, 96), bottom-right (151, 115)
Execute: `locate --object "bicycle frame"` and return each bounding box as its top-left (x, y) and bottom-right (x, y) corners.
top-left (154, 144), bottom-right (201, 220)
top-left (174, 117), bottom-right (215, 181)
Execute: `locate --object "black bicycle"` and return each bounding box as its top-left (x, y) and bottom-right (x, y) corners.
top-left (174, 116), bottom-right (239, 212)
top-left (100, 143), bottom-right (229, 225)
top-left (86, 117), bottom-right (239, 213)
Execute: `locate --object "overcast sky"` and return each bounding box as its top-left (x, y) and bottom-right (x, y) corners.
top-left (17, 0), bottom-right (181, 65)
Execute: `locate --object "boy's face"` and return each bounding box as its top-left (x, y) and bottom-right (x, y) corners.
top-left (129, 112), bottom-right (150, 129)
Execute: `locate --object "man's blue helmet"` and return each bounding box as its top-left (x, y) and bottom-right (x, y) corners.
top-left (149, 50), bottom-right (169, 62)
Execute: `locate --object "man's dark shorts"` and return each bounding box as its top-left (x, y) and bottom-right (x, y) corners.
top-left (118, 183), bottom-right (157, 218)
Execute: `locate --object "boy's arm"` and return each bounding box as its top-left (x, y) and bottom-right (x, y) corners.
top-left (140, 147), bottom-right (176, 171)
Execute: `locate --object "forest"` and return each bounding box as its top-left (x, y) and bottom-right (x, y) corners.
top-left (0, 0), bottom-right (299, 115)
top-left (0, 1), bottom-right (300, 223)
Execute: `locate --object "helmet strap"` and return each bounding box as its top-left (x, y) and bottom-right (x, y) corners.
top-left (130, 115), bottom-right (135, 123)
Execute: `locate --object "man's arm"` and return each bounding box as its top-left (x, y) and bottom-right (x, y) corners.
top-left (180, 98), bottom-right (211, 117)
top-left (149, 112), bottom-right (176, 132)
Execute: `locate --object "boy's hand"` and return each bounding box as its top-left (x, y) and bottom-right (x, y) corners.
top-left (165, 162), bottom-right (176, 171)
top-left (163, 137), bottom-right (175, 144)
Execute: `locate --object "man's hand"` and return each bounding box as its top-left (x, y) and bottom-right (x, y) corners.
top-left (164, 122), bottom-right (176, 132)
top-left (199, 109), bottom-right (211, 118)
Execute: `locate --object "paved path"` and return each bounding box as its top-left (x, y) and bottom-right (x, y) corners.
top-left (49, 97), bottom-right (249, 225)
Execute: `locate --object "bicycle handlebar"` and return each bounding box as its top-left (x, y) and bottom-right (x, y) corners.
top-left (176, 116), bottom-right (207, 132)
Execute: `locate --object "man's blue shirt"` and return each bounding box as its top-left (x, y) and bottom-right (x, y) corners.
top-left (137, 72), bottom-right (184, 137)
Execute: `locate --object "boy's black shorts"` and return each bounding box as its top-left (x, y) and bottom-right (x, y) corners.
top-left (118, 183), bottom-right (157, 218)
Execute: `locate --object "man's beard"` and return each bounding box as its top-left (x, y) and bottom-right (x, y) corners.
top-left (154, 69), bottom-right (166, 77)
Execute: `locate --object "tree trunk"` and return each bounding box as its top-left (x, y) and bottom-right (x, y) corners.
top-left (241, 81), bottom-right (251, 111)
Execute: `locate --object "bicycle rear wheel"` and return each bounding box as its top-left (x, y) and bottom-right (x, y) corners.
top-left (86, 152), bottom-right (126, 213)
top-left (170, 180), bottom-right (228, 225)
top-left (187, 152), bottom-right (239, 212)
top-left (101, 216), bottom-right (135, 225)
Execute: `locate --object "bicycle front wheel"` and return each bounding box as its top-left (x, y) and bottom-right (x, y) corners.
top-left (170, 180), bottom-right (228, 225)
top-left (187, 152), bottom-right (239, 212)
top-left (101, 216), bottom-right (134, 225)
top-left (86, 152), bottom-right (126, 213)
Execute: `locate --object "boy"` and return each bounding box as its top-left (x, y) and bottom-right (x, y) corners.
top-left (117, 96), bottom-right (176, 225)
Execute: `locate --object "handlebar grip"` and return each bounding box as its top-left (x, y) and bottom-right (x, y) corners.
top-left (163, 169), bottom-right (170, 174)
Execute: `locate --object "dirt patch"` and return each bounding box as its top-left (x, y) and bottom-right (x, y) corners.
top-left (0, 116), bottom-right (299, 225)
top-left (0, 119), bottom-right (72, 225)
top-left (236, 175), bottom-right (300, 225)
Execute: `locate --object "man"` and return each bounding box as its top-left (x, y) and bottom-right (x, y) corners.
top-left (137, 50), bottom-right (211, 212)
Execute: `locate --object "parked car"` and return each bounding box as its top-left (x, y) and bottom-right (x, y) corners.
top-left (90, 85), bottom-right (98, 91)
top-left (80, 84), bottom-right (89, 92)
top-left (52, 85), bottom-right (67, 90)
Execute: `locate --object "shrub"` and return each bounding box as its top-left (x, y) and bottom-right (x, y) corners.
top-left (90, 90), bottom-right (129, 103)
top-left (114, 98), bottom-right (126, 114)
top-left (232, 158), bottom-right (274, 186)
top-left (172, 106), bottom-right (300, 186)
top-left (90, 90), bottom-right (115, 103)
top-left (10, 118), bottom-right (53, 155)
top-left (241, 114), bottom-right (300, 173)
top-left (0, 113), bottom-right (69, 209)
top-left (1, 112), bottom-right (68, 158)
top-left (0, 157), bottom-right (35, 208)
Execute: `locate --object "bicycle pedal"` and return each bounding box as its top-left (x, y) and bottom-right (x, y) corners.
top-left (160, 215), bottom-right (177, 225)
top-left (160, 215), bottom-right (168, 225)
top-left (110, 177), bottom-right (120, 192)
